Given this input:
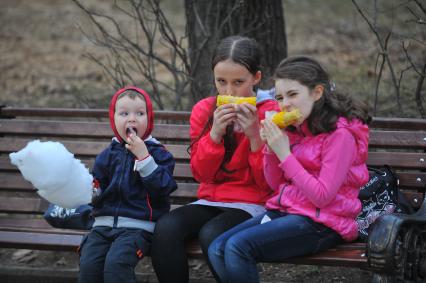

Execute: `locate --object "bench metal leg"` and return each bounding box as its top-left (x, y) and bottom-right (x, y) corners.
top-left (367, 195), bottom-right (426, 282)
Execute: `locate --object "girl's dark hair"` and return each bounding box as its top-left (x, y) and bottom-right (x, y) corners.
top-left (274, 56), bottom-right (370, 135)
top-left (190, 36), bottom-right (262, 173)
top-left (211, 35), bottom-right (261, 75)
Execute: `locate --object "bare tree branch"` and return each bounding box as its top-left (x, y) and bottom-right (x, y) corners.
top-left (72, 0), bottom-right (190, 110)
top-left (415, 63), bottom-right (426, 118)
top-left (402, 41), bottom-right (426, 76)
top-left (352, 0), bottom-right (403, 113)
top-left (414, 0), bottom-right (426, 14)
top-left (406, 6), bottom-right (426, 25)
top-left (373, 53), bottom-right (386, 115)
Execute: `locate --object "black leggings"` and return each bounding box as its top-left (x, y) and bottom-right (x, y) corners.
top-left (151, 204), bottom-right (251, 283)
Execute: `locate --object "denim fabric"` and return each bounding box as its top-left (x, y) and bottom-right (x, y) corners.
top-left (78, 226), bottom-right (151, 283)
top-left (208, 210), bottom-right (342, 283)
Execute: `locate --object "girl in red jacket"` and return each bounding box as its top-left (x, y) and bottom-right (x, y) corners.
top-left (151, 36), bottom-right (278, 283)
top-left (208, 56), bottom-right (370, 283)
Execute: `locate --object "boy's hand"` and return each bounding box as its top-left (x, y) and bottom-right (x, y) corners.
top-left (126, 132), bottom-right (149, 160)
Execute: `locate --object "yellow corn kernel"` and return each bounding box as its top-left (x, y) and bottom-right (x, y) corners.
top-left (271, 109), bottom-right (302, 128)
top-left (216, 95), bottom-right (256, 106)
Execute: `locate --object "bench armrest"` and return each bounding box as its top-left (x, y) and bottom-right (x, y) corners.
top-left (367, 196), bottom-right (426, 281)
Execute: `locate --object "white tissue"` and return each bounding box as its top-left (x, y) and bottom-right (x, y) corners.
top-left (265, 110), bottom-right (278, 121)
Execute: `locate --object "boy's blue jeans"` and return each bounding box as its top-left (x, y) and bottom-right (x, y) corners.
top-left (78, 226), bottom-right (152, 283)
top-left (208, 210), bottom-right (342, 283)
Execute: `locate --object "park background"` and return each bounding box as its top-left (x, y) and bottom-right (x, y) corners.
top-left (0, 0), bottom-right (424, 282)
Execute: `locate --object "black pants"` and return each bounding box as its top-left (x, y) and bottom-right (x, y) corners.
top-left (151, 204), bottom-right (251, 283)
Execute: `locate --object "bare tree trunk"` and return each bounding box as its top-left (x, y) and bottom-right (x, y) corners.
top-left (185, 0), bottom-right (287, 104)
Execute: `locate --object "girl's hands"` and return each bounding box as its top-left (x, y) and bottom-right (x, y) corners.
top-left (260, 119), bottom-right (290, 161)
top-left (126, 133), bottom-right (149, 160)
top-left (210, 104), bottom-right (237, 144)
top-left (235, 103), bottom-right (263, 151)
top-left (235, 103), bottom-right (259, 139)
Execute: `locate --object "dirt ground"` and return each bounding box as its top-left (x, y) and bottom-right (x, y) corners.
top-left (0, 0), bottom-right (420, 282)
top-left (0, 248), bottom-right (372, 282)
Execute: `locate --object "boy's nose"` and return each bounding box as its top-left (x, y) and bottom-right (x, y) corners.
top-left (127, 113), bottom-right (136, 121)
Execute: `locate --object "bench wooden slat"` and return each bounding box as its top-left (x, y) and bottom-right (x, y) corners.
top-left (398, 172), bottom-right (426, 190)
top-left (0, 220), bottom-right (88, 235)
top-left (0, 138), bottom-right (190, 159)
top-left (1, 170), bottom-right (424, 193)
top-left (0, 230), bottom-right (82, 251)
top-left (1, 170), bottom-right (424, 194)
top-left (0, 155), bottom-right (192, 173)
top-left (0, 190), bottom-right (421, 217)
top-left (0, 107), bottom-right (191, 121)
top-left (0, 197), bottom-right (190, 215)
top-left (0, 197), bottom-right (48, 214)
top-left (2, 119), bottom-right (425, 148)
top-left (0, 218), bottom-right (61, 230)
top-left (370, 117), bottom-right (426, 130)
top-left (284, 248), bottom-right (368, 268)
top-left (369, 130), bottom-right (426, 148)
top-left (0, 175), bottom-right (198, 198)
top-left (3, 107), bottom-right (425, 129)
top-left (3, 141), bottom-right (426, 169)
top-left (0, 228), bottom-right (368, 267)
top-left (0, 120), bottom-right (190, 141)
top-left (0, 138), bottom-right (109, 157)
top-left (367, 152), bottom-right (426, 169)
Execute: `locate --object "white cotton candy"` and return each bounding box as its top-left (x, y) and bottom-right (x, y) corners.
top-left (9, 140), bottom-right (92, 208)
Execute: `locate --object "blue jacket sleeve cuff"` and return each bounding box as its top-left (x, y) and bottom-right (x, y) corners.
top-left (134, 155), bottom-right (158, 177)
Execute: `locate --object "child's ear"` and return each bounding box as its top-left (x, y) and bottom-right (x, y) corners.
top-left (312, 85), bottom-right (324, 101)
top-left (254, 71), bottom-right (262, 85)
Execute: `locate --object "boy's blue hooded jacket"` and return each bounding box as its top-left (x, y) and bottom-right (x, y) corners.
top-left (91, 86), bottom-right (177, 222)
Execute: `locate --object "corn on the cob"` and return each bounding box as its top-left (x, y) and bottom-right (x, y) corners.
top-left (216, 95), bottom-right (256, 106)
top-left (271, 109), bottom-right (302, 128)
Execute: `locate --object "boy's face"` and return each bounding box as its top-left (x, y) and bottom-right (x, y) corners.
top-left (114, 95), bottom-right (148, 141)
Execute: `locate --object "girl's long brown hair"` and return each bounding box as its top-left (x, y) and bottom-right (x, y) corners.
top-left (274, 56), bottom-right (370, 135)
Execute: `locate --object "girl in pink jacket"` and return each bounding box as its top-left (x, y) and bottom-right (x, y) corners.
top-left (208, 56), bottom-right (370, 283)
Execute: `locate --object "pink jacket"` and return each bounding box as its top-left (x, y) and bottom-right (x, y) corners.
top-left (264, 117), bottom-right (369, 241)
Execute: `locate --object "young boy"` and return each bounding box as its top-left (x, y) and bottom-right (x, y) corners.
top-left (78, 86), bottom-right (177, 283)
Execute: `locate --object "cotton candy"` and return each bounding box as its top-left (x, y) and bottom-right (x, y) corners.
top-left (9, 140), bottom-right (92, 208)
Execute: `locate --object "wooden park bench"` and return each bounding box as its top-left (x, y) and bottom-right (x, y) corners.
top-left (0, 106), bottom-right (425, 282)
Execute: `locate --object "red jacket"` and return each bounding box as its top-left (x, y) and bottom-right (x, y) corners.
top-left (189, 96), bottom-right (279, 204)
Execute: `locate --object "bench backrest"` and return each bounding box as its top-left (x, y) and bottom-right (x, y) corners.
top-left (0, 107), bottom-right (425, 229)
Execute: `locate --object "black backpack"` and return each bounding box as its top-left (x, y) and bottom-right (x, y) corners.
top-left (355, 165), bottom-right (413, 241)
